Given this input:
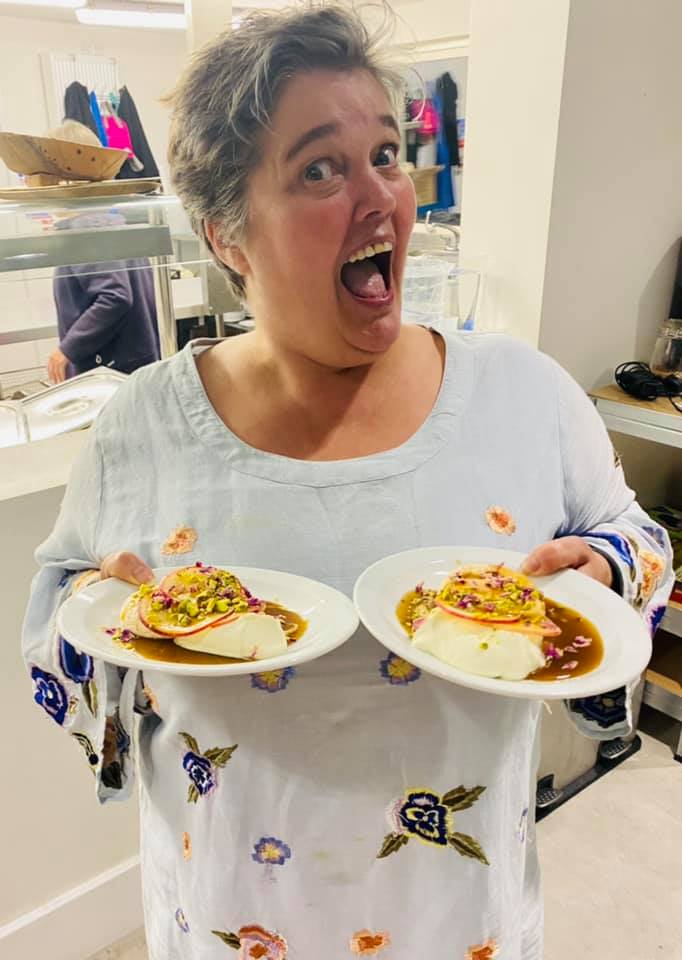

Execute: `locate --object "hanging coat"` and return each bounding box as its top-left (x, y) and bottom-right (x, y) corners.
top-left (436, 72), bottom-right (460, 168)
top-left (115, 86), bottom-right (160, 180)
top-left (63, 82), bottom-right (99, 139)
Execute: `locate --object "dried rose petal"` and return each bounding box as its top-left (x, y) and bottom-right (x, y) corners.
top-left (563, 660), bottom-right (579, 671)
top-left (573, 635), bottom-right (592, 648)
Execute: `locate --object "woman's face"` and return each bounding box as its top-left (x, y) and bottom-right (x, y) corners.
top-left (235, 69), bottom-right (416, 366)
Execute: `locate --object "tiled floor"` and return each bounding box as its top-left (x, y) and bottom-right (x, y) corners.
top-left (90, 712), bottom-right (682, 960)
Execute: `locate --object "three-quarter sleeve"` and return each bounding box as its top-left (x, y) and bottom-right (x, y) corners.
top-left (551, 360), bottom-right (674, 738)
top-left (22, 427), bottom-right (138, 802)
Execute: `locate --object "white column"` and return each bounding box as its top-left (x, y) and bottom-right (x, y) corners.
top-left (185, 0), bottom-right (231, 52)
top-left (459, 0), bottom-right (571, 344)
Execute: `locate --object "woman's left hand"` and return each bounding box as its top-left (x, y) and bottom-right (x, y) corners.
top-left (521, 535), bottom-right (613, 587)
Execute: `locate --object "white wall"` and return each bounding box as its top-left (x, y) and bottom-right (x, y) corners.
top-left (0, 14), bottom-right (187, 188)
top-left (458, 0), bottom-right (571, 342)
top-left (0, 485), bottom-right (140, 938)
top-left (391, 0), bottom-right (470, 47)
top-left (539, 0), bottom-right (682, 390)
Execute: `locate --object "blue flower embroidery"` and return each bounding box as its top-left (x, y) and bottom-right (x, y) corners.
top-left (179, 732), bottom-right (237, 804)
top-left (380, 653), bottom-right (421, 686)
top-left (518, 807), bottom-right (529, 843)
top-left (250, 667), bottom-right (296, 693)
top-left (649, 605), bottom-right (666, 636)
top-left (586, 532), bottom-right (635, 569)
top-left (58, 636), bottom-right (93, 684)
top-left (182, 752), bottom-right (215, 797)
top-left (252, 836), bottom-right (292, 866)
top-left (398, 791), bottom-right (449, 846)
top-left (58, 569), bottom-right (77, 589)
top-left (31, 666), bottom-right (70, 726)
top-left (569, 688), bottom-right (626, 729)
top-left (175, 908), bottom-right (190, 933)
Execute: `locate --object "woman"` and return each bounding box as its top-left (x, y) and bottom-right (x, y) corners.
top-left (23, 7), bottom-right (672, 959)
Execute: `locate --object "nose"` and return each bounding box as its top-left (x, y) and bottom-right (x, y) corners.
top-left (353, 165), bottom-right (397, 224)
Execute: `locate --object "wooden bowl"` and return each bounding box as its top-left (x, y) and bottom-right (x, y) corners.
top-left (0, 133), bottom-right (127, 182)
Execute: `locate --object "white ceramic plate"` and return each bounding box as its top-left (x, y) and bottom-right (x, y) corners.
top-left (353, 546), bottom-right (651, 700)
top-left (58, 566), bottom-right (358, 677)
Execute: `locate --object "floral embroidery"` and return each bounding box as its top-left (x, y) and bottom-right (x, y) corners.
top-left (588, 531), bottom-right (635, 569)
top-left (31, 666), bottom-right (74, 726)
top-left (350, 930), bottom-right (391, 955)
top-left (161, 526), bottom-right (198, 556)
top-left (640, 550), bottom-right (666, 604)
top-left (101, 710), bottom-right (131, 791)
top-left (252, 837), bottom-right (291, 867)
top-left (179, 732), bottom-right (237, 803)
top-left (72, 732), bottom-right (98, 771)
top-left (58, 636), bottom-right (98, 716)
top-left (485, 506), bottom-right (516, 536)
top-left (250, 667), bottom-right (296, 693)
top-left (183, 832), bottom-right (192, 861)
top-left (175, 908), bottom-right (190, 933)
top-left (648, 604), bottom-right (666, 636)
top-left (466, 939), bottom-right (500, 960)
top-left (58, 569), bottom-right (77, 589)
top-left (212, 924), bottom-right (288, 958)
top-left (569, 688), bottom-right (626, 729)
top-left (379, 784), bottom-right (489, 865)
top-left (379, 653), bottom-right (421, 685)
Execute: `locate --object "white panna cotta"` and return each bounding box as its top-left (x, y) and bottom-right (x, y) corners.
top-left (120, 593), bottom-right (288, 660)
top-left (412, 608), bottom-right (546, 680)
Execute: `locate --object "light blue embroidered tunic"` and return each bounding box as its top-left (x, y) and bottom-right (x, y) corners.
top-left (23, 333), bottom-right (673, 960)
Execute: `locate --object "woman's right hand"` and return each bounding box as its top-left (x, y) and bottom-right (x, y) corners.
top-left (100, 551), bottom-right (154, 586)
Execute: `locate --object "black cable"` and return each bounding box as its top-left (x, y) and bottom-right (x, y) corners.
top-left (615, 361), bottom-right (682, 414)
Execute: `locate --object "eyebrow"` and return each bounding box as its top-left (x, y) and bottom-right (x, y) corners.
top-left (284, 115), bottom-right (400, 163)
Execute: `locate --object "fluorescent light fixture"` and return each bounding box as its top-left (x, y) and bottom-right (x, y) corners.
top-left (0, 0), bottom-right (85, 7)
top-left (76, 3), bottom-right (186, 28)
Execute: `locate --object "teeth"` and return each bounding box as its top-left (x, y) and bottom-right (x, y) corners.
top-left (345, 241), bottom-right (393, 264)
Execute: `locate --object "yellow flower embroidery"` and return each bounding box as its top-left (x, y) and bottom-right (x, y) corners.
top-left (350, 930), bottom-right (391, 955)
top-left (485, 506), bottom-right (517, 536)
top-left (143, 684), bottom-right (159, 713)
top-left (183, 832), bottom-right (192, 861)
top-left (160, 526), bottom-right (198, 556)
top-left (466, 939), bottom-right (500, 960)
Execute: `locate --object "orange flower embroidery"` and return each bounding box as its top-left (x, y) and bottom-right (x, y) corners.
top-left (485, 506), bottom-right (516, 536)
top-left (160, 526), bottom-right (198, 556)
top-left (640, 550), bottom-right (665, 603)
top-left (182, 832), bottom-right (192, 861)
top-left (466, 939), bottom-right (500, 960)
top-left (350, 930), bottom-right (391, 955)
top-left (143, 684), bottom-right (159, 713)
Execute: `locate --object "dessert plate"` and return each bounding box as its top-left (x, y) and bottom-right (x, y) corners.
top-left (58, 566), bottom-right (358, 677)
top-left (353, 546), bottom-right (651, 700)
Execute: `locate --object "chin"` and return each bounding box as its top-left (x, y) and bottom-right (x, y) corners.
top-left (339, 305), bottom-right (403, 357)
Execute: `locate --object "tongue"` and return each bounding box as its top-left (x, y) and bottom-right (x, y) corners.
top-left (341, 260), bottom-right (387, 299)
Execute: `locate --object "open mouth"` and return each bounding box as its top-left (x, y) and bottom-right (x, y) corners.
top-left (340, 242), bottom-right (393, 303)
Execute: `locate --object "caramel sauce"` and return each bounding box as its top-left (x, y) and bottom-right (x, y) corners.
top-left (123, 602), bottom-right (307, 666)
top-left (397, 590), bottom-right (603, 681)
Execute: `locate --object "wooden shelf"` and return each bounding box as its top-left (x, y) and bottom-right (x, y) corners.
top-left (590, 384), bottom-right (682, 449)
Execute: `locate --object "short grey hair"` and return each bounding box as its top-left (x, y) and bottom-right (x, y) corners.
top-left (166, 3), bottom-right (403, 299)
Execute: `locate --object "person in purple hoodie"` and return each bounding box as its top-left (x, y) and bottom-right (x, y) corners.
top-left (45, 123), bottom-right (160, 383)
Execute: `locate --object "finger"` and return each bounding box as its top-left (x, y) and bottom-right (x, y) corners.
top-left (521, 537), bottom-right (591, 576)
top-left (100, 551), bottom-right (154, 585)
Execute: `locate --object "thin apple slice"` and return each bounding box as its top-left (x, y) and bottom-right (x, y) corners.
top-left (139, 606), bottom-right (239, 638)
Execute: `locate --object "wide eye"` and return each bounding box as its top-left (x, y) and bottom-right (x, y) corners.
top-left (304, 159), bottom-right (335, 182)
top-left (374, 143), bottom-right (399, 167)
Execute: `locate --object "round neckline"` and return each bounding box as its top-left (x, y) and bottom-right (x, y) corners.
top-left (170, 330), bottom-right (474, 487)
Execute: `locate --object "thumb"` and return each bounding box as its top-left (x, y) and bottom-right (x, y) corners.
top-left (100, 551), bottom-right (154, 586)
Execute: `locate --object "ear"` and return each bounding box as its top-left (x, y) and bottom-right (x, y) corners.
top-left (204, 220), bottom-right (250, 277)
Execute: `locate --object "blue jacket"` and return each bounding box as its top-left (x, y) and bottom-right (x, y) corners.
top-left (53, 258), bottom-right (160, 377)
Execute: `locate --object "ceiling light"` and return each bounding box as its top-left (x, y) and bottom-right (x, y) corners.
top-left (0, 0), bottom-right (85, 8)
top-left (76, 3), bottom-right (186, 28)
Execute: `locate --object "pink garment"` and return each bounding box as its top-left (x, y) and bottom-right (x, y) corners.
top-left (104, 115), bottom-right (135, 158)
